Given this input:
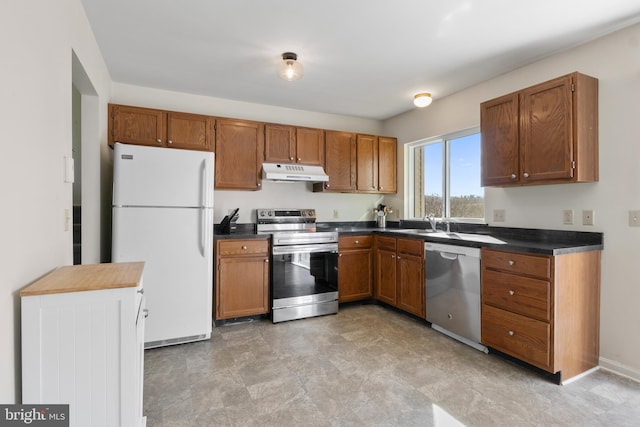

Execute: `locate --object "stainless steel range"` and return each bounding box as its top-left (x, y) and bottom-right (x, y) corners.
top-left (256, 208), bottom-right (339, 323)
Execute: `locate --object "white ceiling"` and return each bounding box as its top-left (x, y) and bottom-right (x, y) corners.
top-left (81, 0), bottom-right (640, 120)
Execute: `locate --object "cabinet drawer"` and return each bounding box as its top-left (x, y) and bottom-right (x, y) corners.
top-left (339, 235), bottom-right (373, 250)
top-left (397, 238), bottom-right (423, 256)
top-left (482, 304), bottom-right (551, 371)
top-left (375, 236), bottom-right (396, 252)
top-left (218, 239), bottom-right (269, 256)
top-left (482, 269), bottom-right (551, 321)
top-left (482, 249), bottom-right (551, 279)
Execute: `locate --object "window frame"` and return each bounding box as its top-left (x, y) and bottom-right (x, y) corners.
top-left (404, 126), bottom-right (485, 224)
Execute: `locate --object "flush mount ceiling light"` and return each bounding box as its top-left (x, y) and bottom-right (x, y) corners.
top-left (278, 52), bottom-right (303, 81)
top-left (414, 92), bottom-right (432, 108)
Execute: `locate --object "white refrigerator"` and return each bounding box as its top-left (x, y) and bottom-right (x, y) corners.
top-left (112, 142), bottom-right (214, 348)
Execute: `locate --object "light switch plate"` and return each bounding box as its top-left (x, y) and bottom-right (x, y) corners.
top-left (629, 210), bottom-right (640, 227)
top-left (582, 209), bottom-right (594, 226)
top-left (493, 209), bottom-right (505, 222)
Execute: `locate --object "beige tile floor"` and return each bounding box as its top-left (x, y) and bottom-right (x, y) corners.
top-left (144, 304), bottom-right (640, 426)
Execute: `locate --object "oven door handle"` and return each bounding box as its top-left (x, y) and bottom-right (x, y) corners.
top-left (272, 243), bottom-right (339, 255)
top-left (272, 235), bottom-right (338, 246)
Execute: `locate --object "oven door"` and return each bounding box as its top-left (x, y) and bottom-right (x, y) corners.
top-left (271, 243), bottom-right (339, 322)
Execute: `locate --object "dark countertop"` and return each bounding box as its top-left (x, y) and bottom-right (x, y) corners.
top-left (214, 222), bottom-right (603, 255)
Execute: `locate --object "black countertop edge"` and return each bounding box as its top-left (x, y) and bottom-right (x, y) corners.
top-left (213, 221), bottom-right (603, 255)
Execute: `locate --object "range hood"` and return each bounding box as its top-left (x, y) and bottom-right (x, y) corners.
top-left (262, 163), bottom-right (329, 182)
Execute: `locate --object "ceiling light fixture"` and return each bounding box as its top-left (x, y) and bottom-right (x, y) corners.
top-left (414, 92), bottom-right (432, 108)
top-left (279, 52), bottom-right (303, 81)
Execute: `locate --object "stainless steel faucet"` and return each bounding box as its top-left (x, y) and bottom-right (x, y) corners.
top-left (424, 213), bottom-right (437, 231)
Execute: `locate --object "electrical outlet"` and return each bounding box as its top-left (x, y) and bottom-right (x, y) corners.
top-left (333, 209), bottom-right (339, 219)
top-left (493, 209), bottom-right (505, 222)
top-left (562, 209), bottom-right (574, 225)
top-left (582, 209), bottom-right (594, 226)
top-left (629, 210), bottom-right (640, 227)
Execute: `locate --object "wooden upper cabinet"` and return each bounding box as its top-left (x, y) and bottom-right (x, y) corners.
top-left (480, 93), bottom-right (519, 186)
top-left (520, 75), bottom-right (574, 182)
top-left (480, 72), bottom-right (598, 187)
top-left (355, 134), bottom-right (397, 193)
top-left (215, 118), bottom-right (264, 190)
top-left (264, 124), bottom-right (324, 166)
top-left (378, 137), bottom-right (397, 193)
top-left (109, 104), bottom-right (214, 152)
top-left (109, 104), bottom-right (165, 147)
top-left (166, 112), bottom-right (214, 151)
top-left (314, 130), bottom-right (356, 192)
top-left (356, 134), bottom-right (378, 192)
top-left (264, 124), bottom-right (295, 163)
top-left (295, 127), bottom-right (324, 166)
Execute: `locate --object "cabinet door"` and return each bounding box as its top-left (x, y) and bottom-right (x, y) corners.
top-left (480, 93), bottom-right (519, 186)
top-left (321, 130), bottom-right (356, 192)
top-left (166, 112), bottom-right (214, 151)
top-left (397, 253), bottom-right (424, 317)
top-left (356, 134), bottom-right (378, 192)
top-left (216, 255), bottom-right (269, 319)
top-left (295, 127), bottom-right (324, 166)
top-left (110, 104), bottom-right (165, 147)
top-left (264, 124), bottom-right (295, 163)
top-left (375, 248), bottom-right (397, 305)
top-left (377, 137), bottom-right (397, 193)
top-left (215, 119), bottom-right (264, 190)
top-left (339, 248), bottom-right (373, 302)
top-left (520, 74), bottom-right (574, 182)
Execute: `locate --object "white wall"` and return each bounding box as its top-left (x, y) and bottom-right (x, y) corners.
top-left (382, 23), bottom-right (640, 379)
top-left (0, 0), bottom-right (111, 402)
top-left (110, 83), bottom-right (386, 224)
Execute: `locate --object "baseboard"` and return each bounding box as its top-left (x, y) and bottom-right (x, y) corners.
top-left (599, 357), bottom-right (640, 383)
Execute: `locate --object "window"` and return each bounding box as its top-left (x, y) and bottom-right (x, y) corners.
top-left (407, 127), bottom-right (484, 222)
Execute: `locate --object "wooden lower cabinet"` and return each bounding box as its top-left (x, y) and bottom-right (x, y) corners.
top-left (215, 238), bottom-right (269, 320)
top-left (338, 235), bottom-right (373, 302)
top-left (481, 248), bottom-right (601, 382)
top-left (374, 236), bottom-right (425, 318)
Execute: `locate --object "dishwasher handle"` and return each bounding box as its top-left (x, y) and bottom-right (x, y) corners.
top-left (424, 242), bottom-right (481, 258)
top-left (439, 252), bottom-right (460, 260)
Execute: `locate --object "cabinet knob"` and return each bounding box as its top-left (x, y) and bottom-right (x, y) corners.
top-left (379, 186), bottom-right (383, 190)
top-left (290, 156), bottom-right (294, 161)
top-left (297, 158), bottom-right (301, 162)
top-left (391, 254), bottom-right (396, 259)
top-left (355, 240), bottom-right (359, 244)
top-left (510, 174), bottom-right (517, 179)
top-left (508, 260), bottom-right (514, 266)
top-left (241, 245), bottom-right (248, 250)
top-left (264, 259), bottom-right (269, 263)
top-left (508, 330), bottom-right (514, 336)
top-left (257, 182), bottom-right (261, 187)
top-left (156, 138), bottom-right (162, 144)
top-left (168, 140), bottom-right (173, 145)
top-left (338, 253), bottom-right (343, 257)
top-left (326, 183), bottom-right (330, 188)
top-left (523, 172), bottom-right (529, 178)
top-left (509, 290), bottom-right (515, 296)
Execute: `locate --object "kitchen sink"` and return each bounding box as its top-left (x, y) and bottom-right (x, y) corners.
top-left (382, 228), bottom-right (506, 244)
top-left (426, 232), bottom-right (506, 244)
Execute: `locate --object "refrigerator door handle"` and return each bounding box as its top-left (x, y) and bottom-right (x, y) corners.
top-left (199, 161), bottom-right (207, 257)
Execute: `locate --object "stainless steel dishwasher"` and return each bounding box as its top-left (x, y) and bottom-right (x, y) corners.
top-left (425, 241), bottom-right (487, 352)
